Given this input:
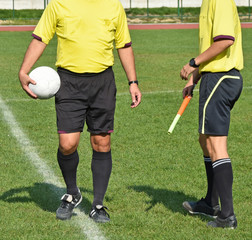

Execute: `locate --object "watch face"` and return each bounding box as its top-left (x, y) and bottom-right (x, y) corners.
top-left (189, 58), bottom-right (199, 67)
top-left (189, 58), bottom-right (195, 67)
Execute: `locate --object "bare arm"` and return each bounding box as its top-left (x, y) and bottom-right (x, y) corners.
top-left (19, 39), bottom-right (47, 98)
top-left (117, 46), bottom-right (142, 108)
top-left (180, 39), bottom-right (234, 80)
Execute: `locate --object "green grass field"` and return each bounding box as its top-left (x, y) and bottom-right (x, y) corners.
top-left (0, 28), bottom-right (252, 240)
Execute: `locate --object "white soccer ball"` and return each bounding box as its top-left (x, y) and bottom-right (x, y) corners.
top-left (29, 66), bottom-right (61, 99)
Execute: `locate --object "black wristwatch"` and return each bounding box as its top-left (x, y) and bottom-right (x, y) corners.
top-left (189, 58), bottom-right (200, 68)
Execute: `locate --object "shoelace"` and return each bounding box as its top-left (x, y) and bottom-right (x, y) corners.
top-left (61, 200), bottom-right (72, 209)
top-left (98, 206), bottom-right (110, 218)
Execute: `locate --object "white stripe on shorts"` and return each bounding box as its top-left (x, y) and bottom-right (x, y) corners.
top-left (201, 75), bottom-right (240, 134)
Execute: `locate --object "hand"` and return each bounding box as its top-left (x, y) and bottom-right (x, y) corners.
top-left (183, 83), bottom-right (195, 99)
top-left (129, 84), bottom-right (142, 108)
top-left (180, 63), bottom-right (196, 80)
top-left (182, 74), bottom-right (195, 99)
top-left (19, 70), bottom-right (38, 99)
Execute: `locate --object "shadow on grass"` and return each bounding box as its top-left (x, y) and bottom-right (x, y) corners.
top-left (0, 182), bottom-right (92, 213)
top-left (129, 185), bottom-right (211, 222)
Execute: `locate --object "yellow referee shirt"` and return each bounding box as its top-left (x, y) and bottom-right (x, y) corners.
top-left (199, 0), bottom-right (243, 73)
top-left (33, 0), bottom-right (131, 73)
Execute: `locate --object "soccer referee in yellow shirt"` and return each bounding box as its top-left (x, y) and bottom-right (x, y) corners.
top-left (19, 0), bottom-right (141, 223)
top-left (180, 0), bottom-right (243, 229)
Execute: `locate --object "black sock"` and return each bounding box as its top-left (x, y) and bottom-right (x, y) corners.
top-left (57, 149), bottom-right (79, 195)
top-left (212, 158), bottom-right (234, 218)
top-left (91, 150), bottom-right (112, 207)
top-left (204, 156), bottom-right (219, 207)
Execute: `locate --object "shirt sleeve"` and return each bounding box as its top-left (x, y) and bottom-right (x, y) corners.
top-left (114, 2), bottom-right (131, 49)
top-left (32, 0), bottom-right (57, 45)
top-left (212, 0), bottom-right (235, 41)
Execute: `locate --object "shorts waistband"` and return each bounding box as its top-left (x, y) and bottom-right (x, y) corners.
top-left (201, 68), bottom-right (239, 76)
top-left (57, 66), bottom-right (112, 77)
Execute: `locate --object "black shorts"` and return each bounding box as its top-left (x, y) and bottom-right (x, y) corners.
top-left (199, 68), bottom-right (243, 136)
top-left (55, 67), bottom-right (116, 134)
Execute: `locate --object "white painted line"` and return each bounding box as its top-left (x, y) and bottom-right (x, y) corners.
top-left (117, 89), bottom-right (179, 96)
top-left (0, 95), bottom-right (107, 240)
top-left (0, 89), bottom-right (189, 101)
top-left (118, 85), bottom-right (252, 96)
top-left (4, 85), bottom-right (252, 102)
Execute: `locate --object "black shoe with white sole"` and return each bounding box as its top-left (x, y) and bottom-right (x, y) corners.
top-left (207, 215), bottom-right (237, 229)
top-left (89, 205), bottom-right (110, 223)
top-left (56, 191), bottom-right (82, 220)
top-left (183, 198), bottom-right (220, 218)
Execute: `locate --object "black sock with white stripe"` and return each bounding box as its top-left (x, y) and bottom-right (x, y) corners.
top-left (204, 156), bottom-right (219, 207)
top-left (212, 158), bottom-right (234, 218)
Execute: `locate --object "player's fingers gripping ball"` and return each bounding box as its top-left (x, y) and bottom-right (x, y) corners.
top-left (29, 66), bottom-right (61, 99)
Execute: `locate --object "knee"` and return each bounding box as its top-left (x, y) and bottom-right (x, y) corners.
top-left (98, 144), bottom-right (111, 152)
top-left (93, 141), bottom-right (111, 152)
top-left (59, 140), bottom-right (78, 155)
top-left (91, 134), bottom-right (111, 152)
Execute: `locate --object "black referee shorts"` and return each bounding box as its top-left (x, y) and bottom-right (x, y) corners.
top-left (55, 67), bottom-right (116, 134)
top-left (199, 68), bottom-right (243, 136)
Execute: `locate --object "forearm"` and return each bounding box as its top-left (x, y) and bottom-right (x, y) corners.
top-left (117, 46), bottom-right (137, 82)
top-left (19, 39), bottom-right (47, 75)
top-left (18, 38), bottom-right (47, 98)
top-left (194, 39), bottom-right (234, 66)
top-left (192, 68), bottom-right (201, 84)
top-left (181, 39), bottom-right (233, 80)
top-left (117, 46), bottom-right (141, 108)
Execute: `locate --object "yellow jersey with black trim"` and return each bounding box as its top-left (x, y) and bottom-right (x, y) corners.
top-left (199, 0), bottom-right (243, 73)
top-left (33, 0), bottom-right (131, 73)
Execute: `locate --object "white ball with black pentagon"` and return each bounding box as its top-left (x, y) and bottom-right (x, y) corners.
top-left (29, 66), bottom-right (61, 99)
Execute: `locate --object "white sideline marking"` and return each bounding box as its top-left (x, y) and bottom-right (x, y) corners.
top-left (0, 95), bottom-right (106, 240)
